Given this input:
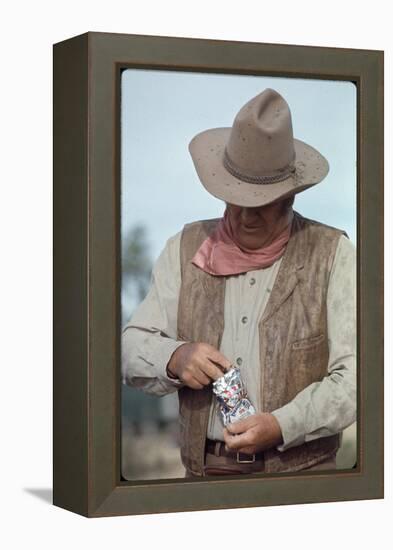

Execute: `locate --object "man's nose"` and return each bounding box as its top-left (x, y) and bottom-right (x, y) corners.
top-left (240, 208), bottom-right (259, 223)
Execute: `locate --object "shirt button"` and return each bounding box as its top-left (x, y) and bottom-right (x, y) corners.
top-left (249, 277), bottom-right (256, 286)
top-left (241, 316), bottom-right (248, 324)
top-left (236, 357), bottom-right (243, 366)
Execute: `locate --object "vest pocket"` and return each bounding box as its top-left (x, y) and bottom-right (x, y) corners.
top-left (291, 333), bottom-right (325, 350)
top-left (288, 333), bottom-right (327, 398)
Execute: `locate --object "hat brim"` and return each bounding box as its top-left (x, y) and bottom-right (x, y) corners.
top-left (189, 128), bottom-right (329, 207)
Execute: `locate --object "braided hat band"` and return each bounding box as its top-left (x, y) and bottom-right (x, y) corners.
top-left (223, 148), bottom-right (296, 185)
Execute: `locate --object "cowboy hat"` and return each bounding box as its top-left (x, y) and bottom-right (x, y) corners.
top-left (189, 88), bottom-right (329, 207)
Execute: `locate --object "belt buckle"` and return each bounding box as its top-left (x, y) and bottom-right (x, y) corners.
top-left (236, 452), bottom-right (255, 464)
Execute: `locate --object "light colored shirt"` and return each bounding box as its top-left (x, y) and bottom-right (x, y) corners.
top-left (122, 228), bottom-right (356, 451)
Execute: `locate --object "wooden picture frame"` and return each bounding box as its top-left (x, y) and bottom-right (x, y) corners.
top-left (53, 31), bottom-right (383, 517)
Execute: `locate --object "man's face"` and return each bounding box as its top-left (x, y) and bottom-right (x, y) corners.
top-left (226, 199), bottom-right (292, 250)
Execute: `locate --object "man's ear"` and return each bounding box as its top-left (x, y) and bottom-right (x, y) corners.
top-left (279, 195), bottom-right (295, 214)
top-left (285, 195), bottom-right (295, 209)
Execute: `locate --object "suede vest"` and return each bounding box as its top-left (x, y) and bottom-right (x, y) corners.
top-left (177, 211), bottom-right (346, 476)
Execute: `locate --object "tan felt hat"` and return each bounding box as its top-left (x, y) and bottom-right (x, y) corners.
top-left (189, 88), bottom-right (329, 207)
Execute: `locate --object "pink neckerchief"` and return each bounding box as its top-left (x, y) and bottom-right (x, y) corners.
top-left (192, 209), bottom-right (293, 276)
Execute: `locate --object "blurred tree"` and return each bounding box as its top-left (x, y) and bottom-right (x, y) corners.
top-left (121, 224), bottom-right (162, 437)
top-left (121, 224), bottom-right (153, 325)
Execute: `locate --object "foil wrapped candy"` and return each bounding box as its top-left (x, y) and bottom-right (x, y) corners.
top-left (212, 366), bottom-right (256, 426)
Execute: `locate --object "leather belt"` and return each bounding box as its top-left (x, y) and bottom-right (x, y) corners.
top-left (206, 439), bottom-right (263, 463)
top-left (205, 439), bottom-right (264, 472)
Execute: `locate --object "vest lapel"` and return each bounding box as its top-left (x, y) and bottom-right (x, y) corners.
top-left (261, 212), bottom-right (305, 324)
top-left (200, 271), bottom-right (226, 333)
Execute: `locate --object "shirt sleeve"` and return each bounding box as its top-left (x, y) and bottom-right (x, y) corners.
top-left (121, 230), bottom-right (187, 396)
top-left (271, 234), bottom-right (357, 451)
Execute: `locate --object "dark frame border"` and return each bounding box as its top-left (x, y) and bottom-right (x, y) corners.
top-left (53, 31), bottom-right (383, 517)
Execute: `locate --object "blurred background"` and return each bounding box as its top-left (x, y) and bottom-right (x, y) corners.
top-left (121, 69), bottom-right (357, 480)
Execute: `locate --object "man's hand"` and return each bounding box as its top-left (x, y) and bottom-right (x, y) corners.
top-left (223, 413), bottom-right (283, 454)
top-left (166, 342), bottom-right (231, 390)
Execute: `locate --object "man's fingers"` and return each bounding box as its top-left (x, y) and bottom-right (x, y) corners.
top-left (223, 430), bottom-right (251, 451)
top-left (192, 368), bottom-right (211, 387)
top-left (206, 347), bottom-right (232, 372)
top-left (187, 377), bottom-right (204, 390)
top-left (226, 417), bottom-right (253, 435)
top-left (234, 445), bottom-right (257, 455)
top-left (181, 368), bottom-right (206, 389)
top-left (179, 343), bottom-right (232, 388)
top-left (200, 361), bottom-right (227, 381)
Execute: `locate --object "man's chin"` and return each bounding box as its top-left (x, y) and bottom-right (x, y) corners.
top-left (238, 238), bottom-right (270, 251)
top-left (241, 226), bottom-right (265, 235)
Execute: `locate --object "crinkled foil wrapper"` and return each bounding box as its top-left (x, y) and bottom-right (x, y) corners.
top-left (212, 366), bottom-right (256, 426)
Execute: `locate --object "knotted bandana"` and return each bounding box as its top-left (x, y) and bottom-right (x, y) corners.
top-left (192, 209), bottom-right (293, 276)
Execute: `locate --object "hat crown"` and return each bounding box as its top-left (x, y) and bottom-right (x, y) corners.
top-left (226, 88), bottom-right (296, 178)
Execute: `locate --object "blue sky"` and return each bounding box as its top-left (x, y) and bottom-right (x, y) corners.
top-left (121, 69), bottom-right (356, 262)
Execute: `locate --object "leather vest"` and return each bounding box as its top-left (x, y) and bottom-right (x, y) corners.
top-left (177, 211), bottom-right (345, 475)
